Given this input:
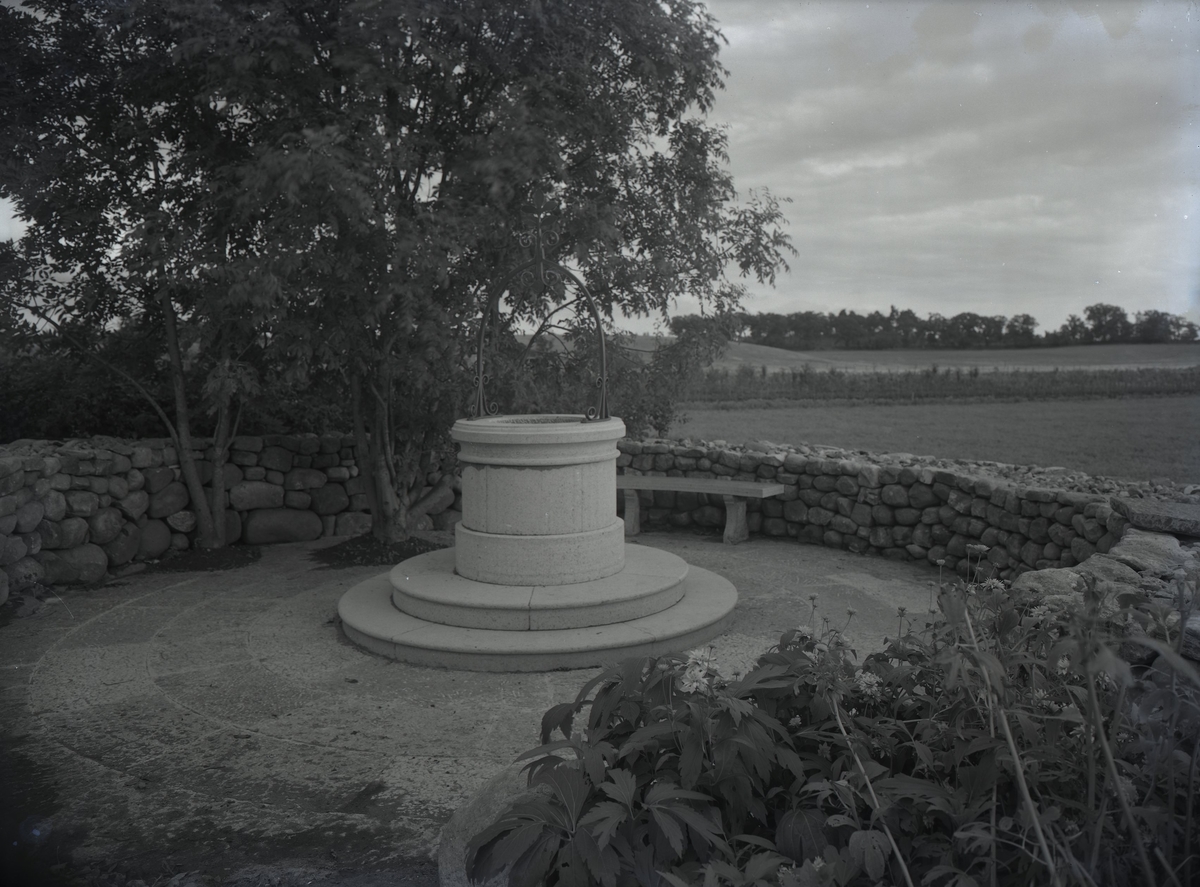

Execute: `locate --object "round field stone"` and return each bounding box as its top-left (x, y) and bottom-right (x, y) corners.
top-left (309, 483), bottom-right (349, 515)
top-left (58, 517), bottom-right (90, 549)
top-left (230, 480), bottom-right (284, 511)
top-left (224, 510), bottom-right (242, 545)
top-left (116, 490), bottom-right (150, 520)
top-left (36, 550), bottom-right (79, 585)
top-left (41, 490), bottom-right (67, 522)
top-left (15, 501), bottom-right (45, 534)
top-left (137, 520), bottom-right (172, 560)
top-left (143, 467), bottom-right (176, 495)
top-left (284, 468), bottom-right (327, 491)
top-left (242, 508), bottom-right (323, 544)
top-left (103, 522), bottom-right (142, 567)
top-left (87, 508), bottom-right (125, 545)
top-left (65, 490), bottom-right (101, 518)
top-left (4, 555), bottom-right (45, 590)
top-left (148, 482), bottom-right (189, 519)
top-left (258, 446), bottom-right (294, 473)
top-left (57, 544), bottom-right (108, 584)
top-left (107, 475), bottom-right (130, 500)
top-left (126, 468), bottom-right (145, 491)
top-left (166, 510), bottom-right (197, 533)
top-left (1, 534), bottom-right (28, 566)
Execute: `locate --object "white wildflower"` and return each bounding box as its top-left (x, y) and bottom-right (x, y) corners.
top-left (855, 672), bottom-right (884, 702)
top-left (676, 663), bottom-right (710, 695)
top-left (686, 647), bottom-right (718, 673)
top-left (788, 715), bottom-right (804, 728)
top-left (1056, 656), bottom-right (1071, 675)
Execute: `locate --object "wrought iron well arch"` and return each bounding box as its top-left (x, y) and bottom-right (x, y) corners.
top-left (469, 197), bottom-right (609, 422)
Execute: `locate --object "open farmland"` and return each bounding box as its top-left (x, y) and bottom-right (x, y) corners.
top-left (708, 341), bottom-right (1200, 373)
top-left (669, 395), bottom-right (1200, 484)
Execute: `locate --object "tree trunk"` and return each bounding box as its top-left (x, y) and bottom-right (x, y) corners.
top-left (353, 370), bottom-right (407, 543)
top-left (210, 396), bottom-right (233, 547)
top-left (159, 289), bottom-right (221, 548)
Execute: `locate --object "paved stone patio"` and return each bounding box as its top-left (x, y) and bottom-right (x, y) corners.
top-left (0, 531), bottom-right (937, 886)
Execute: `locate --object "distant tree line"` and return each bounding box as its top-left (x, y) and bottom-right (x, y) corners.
top-left (670, 303), bottom-right (1198, 350)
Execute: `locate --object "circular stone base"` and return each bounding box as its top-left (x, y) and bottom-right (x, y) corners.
top-left (338, 558), bottom-right (737, 672)
top-left (454, 520), bottom-right (626, 586)
top-left (391, 545), bottom-right (688, 630)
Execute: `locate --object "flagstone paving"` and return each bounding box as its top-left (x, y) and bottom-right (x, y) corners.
top-left (0, 531), bottom-right (936, 886)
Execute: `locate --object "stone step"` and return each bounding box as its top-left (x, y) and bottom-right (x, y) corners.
top-left (390, 546), bottom-right (689, 630)
top-left (338, 561), bottom-right (737, 672)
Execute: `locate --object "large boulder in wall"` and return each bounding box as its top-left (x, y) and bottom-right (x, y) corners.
top-left (56, 544), bottom-right (109, 585)
top-left (103, 522), bottom-right (142, 567)
top-left (143, 467), bottom-right (176, 495)
top-left (42, 490), bottom-right (67, 522)
top-left (148, 482), bottom-right (189, 519)
top-left (3, 555), bottom-right (44, 591)
top-left (37, 550), bottom-right (80, 585)
top-left (1, 534), bottom-right (27, 566)
top-left (116, 490), bottom-right (150, 520)
top-left (224, 510), bottom-right (243, 545)
top-left (242, 508), bottom-right (323, 544)
top-left (15, 500), bottom-right (45, 534)
top-left (59, 517), bottom-right (90, 549)
top-left (309, 483), bottom-right (349, 515)
top-left (137, 520), bottom-right (172, 560)
top-left (88, 507), bottom-right (125, 545)
top-left (230, 480), bottom-right (284, 511)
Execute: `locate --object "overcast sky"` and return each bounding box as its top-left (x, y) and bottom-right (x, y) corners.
top-left (3, 0), bottom-right (1195, 336)
top-left (666, 0), bottom-right (1198, 334)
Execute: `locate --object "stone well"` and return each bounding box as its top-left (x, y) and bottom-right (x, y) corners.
top-left (452, 414), bottom-right (626, 586)
top-left (338, 415), bottom-right (737, 671)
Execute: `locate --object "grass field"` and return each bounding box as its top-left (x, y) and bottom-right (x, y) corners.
top-left (669, 395), bottom-right (1200, 484)
top-left (709, 341), bottom-right (1200, 373)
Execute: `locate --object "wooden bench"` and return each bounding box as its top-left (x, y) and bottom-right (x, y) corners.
top-left (616, 474), bottom-right (786, 544)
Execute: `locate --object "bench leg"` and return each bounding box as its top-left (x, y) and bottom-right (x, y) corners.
top-left (722, 495), bottom-right (748, 544)
top-left (623, 490), bottom-right (641, 537)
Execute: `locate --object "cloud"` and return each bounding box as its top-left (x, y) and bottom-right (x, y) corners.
top-left (685, 0), bottom-right (1199, 332)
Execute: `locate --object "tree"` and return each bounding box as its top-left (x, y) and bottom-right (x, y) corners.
top-left (1134, 309), bottom-right (1197, 344)
top-left (1083, 303), bottom-right (1132, 343)
top-left (0, 0), bottom-right (266, 548)
top-left (3, 0), bottom-right (794, 542)
top-left (1004, 313), bottom-right (1039, 347)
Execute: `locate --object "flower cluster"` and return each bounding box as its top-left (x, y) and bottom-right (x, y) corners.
top-left (675, 647), bottom-right (721, 695)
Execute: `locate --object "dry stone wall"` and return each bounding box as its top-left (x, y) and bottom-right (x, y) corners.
top-left (614, 438), bottom-right (1189, 582)
top-left (4, 429), bottom-right (1195, 603)
top-left (0, 433), bottom-right (461, 603)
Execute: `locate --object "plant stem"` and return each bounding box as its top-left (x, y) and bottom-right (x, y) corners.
top-left (961, 605), bottom-right (1063, 887)
top-left (1086, 675), bottom-right (1156, 887)
top-left (830, 698), bottom-right (916, 887)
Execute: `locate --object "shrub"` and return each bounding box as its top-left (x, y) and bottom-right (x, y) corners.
top-left (467, 572), bottom-right (1200, 887)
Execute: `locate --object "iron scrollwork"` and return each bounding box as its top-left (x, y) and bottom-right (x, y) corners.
top-left (469, 198), bottom-right (609, 422)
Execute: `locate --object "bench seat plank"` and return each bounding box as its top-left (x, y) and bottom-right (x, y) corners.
top-left (616, 474), bottom-right (785, 544)
top-left (616, 475), bottom-right (785, 498)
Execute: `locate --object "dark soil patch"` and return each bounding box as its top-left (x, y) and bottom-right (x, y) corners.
top-left (147, 545), bottom-right (263, 573)
top-left (308, 534), bottom-right (448, 569)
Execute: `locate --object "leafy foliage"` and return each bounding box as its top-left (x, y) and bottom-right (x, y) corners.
top-left (468, 570), bottom-right (1200, 887)
top-left (2, 0), bottom-right (793, 537)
